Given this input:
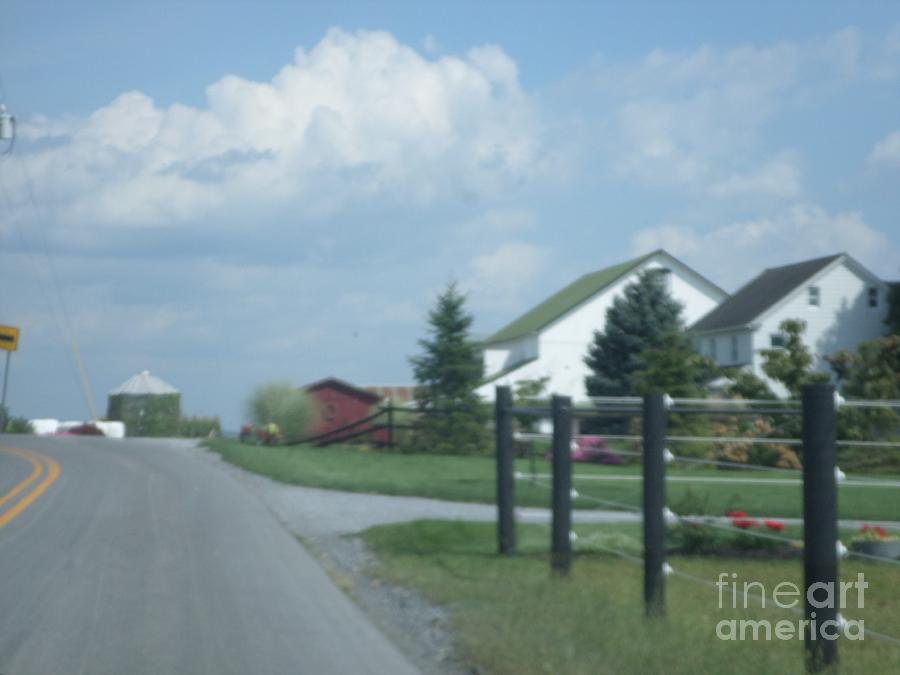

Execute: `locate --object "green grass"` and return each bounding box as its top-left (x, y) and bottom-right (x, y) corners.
top-left (204, 439), bottom-right (900, 521)
top-left (361, 520), bottom-right (900, 675)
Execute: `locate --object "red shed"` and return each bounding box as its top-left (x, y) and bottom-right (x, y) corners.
top-left (304, 377), bottom-right (383, 444)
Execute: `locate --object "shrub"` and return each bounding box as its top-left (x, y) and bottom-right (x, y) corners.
top-left (178, 416), bottom-right (222, 438)
top-left (2, 411), bottom-right (34, 434)
top-left (107, 393), bottom-right (181, 437)
top-left (246, 381), bottom-right (313, 445)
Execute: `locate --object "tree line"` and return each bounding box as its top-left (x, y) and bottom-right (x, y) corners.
top-left (409, 273), bottom-right (899, 466)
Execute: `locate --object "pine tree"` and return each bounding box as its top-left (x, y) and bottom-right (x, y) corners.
top-left (886, 284), bottom-right (900, 335)
top-left (409, 283), bottom-right (489, 454)
top-left (633, 331), bottom-right (718, 398)
top-left (584, 270), bottom-right (684, 397)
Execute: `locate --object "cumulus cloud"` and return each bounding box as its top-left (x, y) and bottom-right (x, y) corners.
top-left (633, 204), bottom-right (899, 289)
top-left (709, 152), bottom-right (803, 199)
top-left (552, 27), bottom-right (900, 200)
top-left (869, 130), bottom-right (900, 166)
top-left (464, 241), bottom-right (548, 309)
top-left (13, 28), bottom-right (543, 229)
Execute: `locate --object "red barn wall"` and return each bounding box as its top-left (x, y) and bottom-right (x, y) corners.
top-left (306, 380), bottom-right (382, 442)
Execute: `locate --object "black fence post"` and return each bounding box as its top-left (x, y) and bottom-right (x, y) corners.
top-left (496, 386), bottom-right (516, 555)
top-left (642, 393), bottom-right (667, 616)
top-left (802, 384), bottom-right (839, 671)
top-left (551, 395), bottom-right (573, 575)
top-left (386, 403), bottom-right (394, 449)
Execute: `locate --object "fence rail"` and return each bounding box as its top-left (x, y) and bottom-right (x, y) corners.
top-left (290, 403), bottom-right (450, 447)
top-left (495, 384), bottom-right (900, 672)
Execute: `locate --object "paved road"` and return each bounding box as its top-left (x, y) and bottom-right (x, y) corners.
top-left (0, 435), bottom-right (418, 675)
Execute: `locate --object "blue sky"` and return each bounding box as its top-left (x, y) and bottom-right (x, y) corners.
top-left (2, 1), bottom-right (899, 429)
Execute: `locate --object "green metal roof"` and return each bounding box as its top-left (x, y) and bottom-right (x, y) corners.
top-left (482, 252), bottom-right (655, 345)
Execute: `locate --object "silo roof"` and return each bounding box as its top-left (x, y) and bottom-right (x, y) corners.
top-left (110, 370), bottom-right (179, 395)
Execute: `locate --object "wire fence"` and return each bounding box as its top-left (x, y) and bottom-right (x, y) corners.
top-left (496, 386), bottom-right (900, 664)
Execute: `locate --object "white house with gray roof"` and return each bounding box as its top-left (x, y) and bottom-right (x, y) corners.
top-left (476, 250), bottom-right (727, 402)
top-left (689, 253), bottom-right (890, 396)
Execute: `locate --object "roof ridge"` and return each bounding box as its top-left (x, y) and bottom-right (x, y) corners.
top-left (481, 251), bottom-right (654, 345)
top-left (690, 253), bottom-right (846, 333)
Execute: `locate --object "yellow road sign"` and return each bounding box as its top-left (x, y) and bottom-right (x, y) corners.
top-left (0, 325), bottom-right (20, 352)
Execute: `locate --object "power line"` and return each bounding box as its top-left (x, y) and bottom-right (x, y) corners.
top-left (0, 86), bottom-right (99, 420)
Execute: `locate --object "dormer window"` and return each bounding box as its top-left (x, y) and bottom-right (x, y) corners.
top-left (868, 287), bottom-right (879, 308)
top-left (808, 286), bottom-right (820, 307)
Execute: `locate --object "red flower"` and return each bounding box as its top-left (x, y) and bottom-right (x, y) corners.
top-left (727, 511), bottom-right (748, 518)
top-left (732, 518), bottom-right (759, 530)
top-left (861, 524), bottom-right (872, 533)
top-left (874, 526), bottom-right (888, 540)
top-left (765, 520), bottom-right (786, 532)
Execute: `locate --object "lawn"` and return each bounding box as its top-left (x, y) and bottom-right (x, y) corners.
top-left (361, 520), bottom-right (900, 675)
top-left (204, 439), bottom-right (900, 521)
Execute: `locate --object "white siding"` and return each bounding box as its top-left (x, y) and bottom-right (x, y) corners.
top-left (702, 330), bottom-right (753, 367)
top-left (750, 261), bottom-right (888, 393)
top-left (478, 253), bottom-right (726, 402)
top-left (482, 335), bottom-right (538, 376)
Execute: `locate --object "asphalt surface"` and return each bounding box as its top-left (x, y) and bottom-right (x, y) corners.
top-left (0, 435), bottom-right (419, 675)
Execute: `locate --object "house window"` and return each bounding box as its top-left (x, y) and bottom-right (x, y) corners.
top-left (708, 338), bottom-right (717, 360)
top-left (868, 287), bottom-right (879, 308)
top-left (770, 334), bottom-right (786, 348)
top-left (731, 335), bottom-right (739, 363)
top-left (808, 286), bottom-right (820, 307)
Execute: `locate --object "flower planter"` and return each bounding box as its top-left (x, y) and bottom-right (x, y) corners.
top-left (851, 540), bottom-right (900, 560)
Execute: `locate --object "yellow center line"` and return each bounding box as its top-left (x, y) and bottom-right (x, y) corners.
top-left (0, 447), bottom-right (61, 529)
top-left (0, 447), bottom-right (44, 509)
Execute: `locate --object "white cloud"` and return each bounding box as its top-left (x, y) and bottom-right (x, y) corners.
top-left (456, 207), bottom-right (538, 236)
top-left (555, 28), bottom-right (895, 200)
top-left (868, 130), bottom-right (900, 166)
top-left (632, 204), bottom-right (899, 289)
top-left (13, 29), bottom-right (544, 229)
top-left (709, 152), bottom-right (802, 199)
top-left (464, 241), bottom-right (548, 309)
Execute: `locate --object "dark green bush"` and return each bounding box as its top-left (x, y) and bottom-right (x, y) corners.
top-left (107, 393), bottom-right (181, 437)
top-left (177, 416), bottom-right (222, 438)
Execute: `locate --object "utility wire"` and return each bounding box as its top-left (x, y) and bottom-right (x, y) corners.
top-left (844, 549), bottom-right (900, 568)
top-left (0, 89), bottom-right (99, 420)
top-left (676, 515), bottom-right (804, 547)
top-left (0, 176), bottom-right (71, 353)
top-left (15, 153), bottom-right (98, 420)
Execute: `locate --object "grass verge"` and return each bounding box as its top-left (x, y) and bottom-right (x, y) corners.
top-left (204, 439), bottom-right (899, 521)
top-left (361, 520), bottom-right (900, 675)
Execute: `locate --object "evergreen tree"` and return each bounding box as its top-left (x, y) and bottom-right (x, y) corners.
top-left (409, 283), bottom-right (489, 454)
top-left (584, 270), bottom-right (684, 397)
top-left (633, 331), bottom-right (718, 398)
top-left (886, 284), bottom-right (900, 335)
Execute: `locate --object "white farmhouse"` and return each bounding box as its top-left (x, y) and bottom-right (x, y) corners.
top-left (689, 254), bottom-right (890, 396)
top-left (476, 250), bottom-right (727, 402)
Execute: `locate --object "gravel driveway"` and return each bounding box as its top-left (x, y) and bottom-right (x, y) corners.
top-left (181, 441), bottom-right (900, 674)
top-left (178, 442), bottom-right (635, 675)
